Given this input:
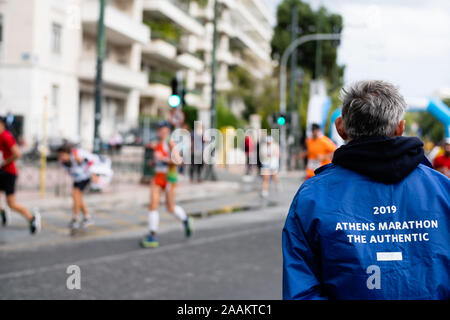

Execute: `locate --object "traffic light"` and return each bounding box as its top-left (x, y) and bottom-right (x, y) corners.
top-left (168, 94), bottom-right (181, 108)
top-left (169, 77), bottom-right (181, 108)
top-left (277, 114), bottom-right (286, 126)
top-left (272, 112), bottom-right (290, 127)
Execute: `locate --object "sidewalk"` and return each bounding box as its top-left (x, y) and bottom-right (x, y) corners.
top-left (17, 179), bottom-right (241, 212)
top-left (0, 175), bottom-right (245, 251)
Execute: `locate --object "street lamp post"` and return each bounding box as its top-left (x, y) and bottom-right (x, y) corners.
top-left (93, 0), bottom-right (106, 154)
top-left (204, 0), bottom-right (219, 181)
top-left (279, 33), bottom-right (341, 172)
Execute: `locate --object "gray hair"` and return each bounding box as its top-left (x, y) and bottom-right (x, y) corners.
top-left (340, 80), bottom-right (407, 139)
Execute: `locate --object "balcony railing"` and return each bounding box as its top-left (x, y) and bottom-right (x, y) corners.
top-left (148, 70), bottom-right (175, 86)
top-left (143, 0), bottom-right (204, 36)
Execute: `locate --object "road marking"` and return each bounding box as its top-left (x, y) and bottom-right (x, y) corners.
top-left (376, 251), bottom-right (403, 261)
top-left (0, 223), bottom-right (280, 281)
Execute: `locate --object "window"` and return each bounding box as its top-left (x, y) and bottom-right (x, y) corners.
top-left (51, 85), bottom-right (59, 107)
top-left (51, 23), bottom-right (62, 54)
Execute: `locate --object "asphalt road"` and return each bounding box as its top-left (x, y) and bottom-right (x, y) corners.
top-left (0, 176), bottom-right (299, 300)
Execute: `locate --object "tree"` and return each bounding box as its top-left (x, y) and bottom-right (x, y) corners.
top-left (271, 0), bottom-right (344, 84)
top-left (415, 98), bottom-right (450, 143)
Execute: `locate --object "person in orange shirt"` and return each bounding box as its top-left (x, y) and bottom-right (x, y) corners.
top-left (301, 123), bottom-right (337, 179)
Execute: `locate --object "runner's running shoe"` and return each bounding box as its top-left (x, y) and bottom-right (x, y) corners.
top-left (81, 217), bottom-right (95, 229)
top-left (69, 218), bottom-right (80, 230)
top-left (30, 210), bottom-right (41, 234)
top-left (1, 209), bottom-right (7, 227)
top-left (184, 217), bottom-right (193, 238)
top-left (140, 234), bottom-right (159, 248)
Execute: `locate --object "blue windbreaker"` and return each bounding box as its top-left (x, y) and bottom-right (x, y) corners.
top-left (283, 136), bottom-right (450, 300)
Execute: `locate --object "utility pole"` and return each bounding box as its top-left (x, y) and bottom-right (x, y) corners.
top-left (93, 0), bottom-right (106, 154)
top-left (204, 0), bottom-right (218, 181)
top-left (288, 4), bottom-right (299, 170)
top-left (210, 0), bottom-right (218, 132)
top-left (289, 5), bottom-right (299, 113)
top-left (279, 33), bottom-right (341, 172)
top-left (315, 4), bottom-right (323, 79)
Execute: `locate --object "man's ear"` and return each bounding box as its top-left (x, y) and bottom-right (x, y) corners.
top-left (394, 120), bottom-right (406, 137)
top-left (335, 116), bottom-right (349, 141)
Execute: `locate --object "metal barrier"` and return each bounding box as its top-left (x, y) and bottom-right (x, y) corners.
top-left (16, 146), bottom-right (145, 197)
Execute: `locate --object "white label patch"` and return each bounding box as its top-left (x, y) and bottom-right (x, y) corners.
top-left (376, 252), bottom-right (403, 261)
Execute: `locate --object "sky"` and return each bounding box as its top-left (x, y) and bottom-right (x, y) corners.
top-left (263, 0), bottom-right (450, 99)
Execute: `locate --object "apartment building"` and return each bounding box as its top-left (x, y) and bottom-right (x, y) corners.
top-left (190, 0), bottom-right (274, 123)
top-left (0, 0), bottom-right (274, 149)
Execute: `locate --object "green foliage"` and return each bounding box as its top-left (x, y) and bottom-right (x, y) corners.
top-left (228, 66), bottom-right (258, 120)
top-left (414, 98), bottom-right (449, 143)
top-left (144, 18), bottom-right (181, 44)
top-left (191, 0), bottom-right (209, 8)
top-left (417, 112), bottom-right (444, 143)
top-left (183, 105), bottom-right (198, 130)
top-left (271, 0), bottom-right (344, 84)
top-left (216, 95), bottom-right (244, 129)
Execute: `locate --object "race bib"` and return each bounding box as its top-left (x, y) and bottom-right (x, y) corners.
top-left (307, 159), bottom-right (322, 171)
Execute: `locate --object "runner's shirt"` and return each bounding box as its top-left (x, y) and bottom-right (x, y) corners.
top-left (0, 129), bottom-right (18, 175)
top-left (305, 135), bottom-right (337, 178)
top-left (63, 148), bottom-right (96, 182)
top-left (433, 154), bottom-right (450, 170)
top-left (154, 140), bottom-right (178, 185)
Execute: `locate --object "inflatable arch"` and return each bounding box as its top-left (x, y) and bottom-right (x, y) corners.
top-left (328, 98), bottom-right (450, 146)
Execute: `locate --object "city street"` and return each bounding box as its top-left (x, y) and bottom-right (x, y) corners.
top-left (0, 171), bottom-right (302, 299)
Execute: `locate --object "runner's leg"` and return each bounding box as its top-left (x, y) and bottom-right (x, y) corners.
top-left (148, 182), bottom-right (162, 236)
top-left (72, 188), bottom-right (81, 219)
top-left (166, 183), bottom-right (192, 237)
top-left (6, 194), bottom-right (33, 221)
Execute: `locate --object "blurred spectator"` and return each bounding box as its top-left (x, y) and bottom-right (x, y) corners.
top-left (283, 80), bottom-right (449, 300)
top-left (245, 134), bottom-right (255, 175)
top-left (108, 132), bottom-right (123, 155)
top-left (260, 136), bottom-right (280, 197)
top-left (433, 138), bottom-right (450, 178)
top-left (300, 123), bottom-right (337, 180)
top-left (190, 123), bottom-right (204, 183)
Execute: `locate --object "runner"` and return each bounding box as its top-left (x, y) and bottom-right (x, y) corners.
top-left (433, 138), bottom-right (450, 178)
top-left (301, 123), bottom-right (337, 179)
top-left (260, 136), bottom-right (280, 198)
top-left (57, 144), bottom-right (96, 231)
top-left (0, 116), bottom-right (41, 233)
top-left (141, 121), bottom-right (193, 248)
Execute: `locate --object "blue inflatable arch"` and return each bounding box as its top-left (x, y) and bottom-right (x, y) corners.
top-left (329, 98), bottom-right (450, 144)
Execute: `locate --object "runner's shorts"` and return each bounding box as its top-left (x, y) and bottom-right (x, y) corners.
top-left (73, 178), bottom-right (91, 192)
top-left (154, 172), bottom-right (168, 189)
top-left (0, 171), bottom-right (17, 196)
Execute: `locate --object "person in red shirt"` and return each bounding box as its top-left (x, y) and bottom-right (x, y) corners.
top-left (433, 138), bottom-right (450, 178)
top-left (0, 117), bottom-right (41, 233)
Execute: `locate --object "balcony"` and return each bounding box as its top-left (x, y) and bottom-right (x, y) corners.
top-left (142, 38), bottom-right (186, 70)
top-left (217, 21), bottom-right (235, 37)
top-left (79, 58), bottom-right (147, 90)
top-left (230, 51), bottom-right (244, 66)
top-left (233, 28), bottom-right (271, 63)
top-left (82, 1), bottom-right (150, 45)
top-left (144, 0), bottom-right (205, 36)
top-left (196, 71), bottom-right (211, 85)
top-left (233, 1), bottom-right (273, 43)
top-left (216, 79), bottom-right (233, 92)
top-left (217, 49), bottom-right (234, 65)
top-left (141, 70), bottom-right (173, 100)
top-left (141, 83), bottom-right (172, 101)
top-left (176, 53), bottom-right (204, 72)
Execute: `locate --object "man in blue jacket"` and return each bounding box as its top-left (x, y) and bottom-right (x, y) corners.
top-left (283, 80), bottom-right (449, 300)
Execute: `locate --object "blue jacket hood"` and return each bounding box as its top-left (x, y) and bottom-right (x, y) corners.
top-left (332, 136), bottom-right (431, 184)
